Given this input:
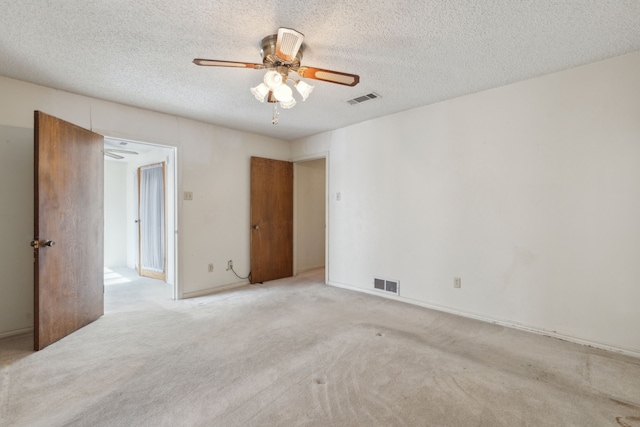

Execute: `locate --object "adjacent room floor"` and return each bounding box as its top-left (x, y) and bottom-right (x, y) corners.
top-left (1, 268), bottom-right (639, 426)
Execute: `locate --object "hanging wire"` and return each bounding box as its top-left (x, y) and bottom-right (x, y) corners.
top-left (230, 265), bottom-right (251, 281)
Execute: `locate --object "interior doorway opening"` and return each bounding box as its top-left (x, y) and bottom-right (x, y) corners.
top-left (294, 156), bottom-right (327, 282)
top-left (103, 137), bottom-right (177, 299)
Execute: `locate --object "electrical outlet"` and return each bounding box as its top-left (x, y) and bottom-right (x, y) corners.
top-left (227, 260), bottom-right (233, 271)
top-left (454, 277), bottom-right (461, 288)
top-left (184, 191), bottom-right (193, 201)
top-left (208, 263), bottom-right (214, 273)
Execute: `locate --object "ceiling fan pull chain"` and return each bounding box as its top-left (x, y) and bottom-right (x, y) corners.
top-left (272, 104), bottom-right (279, 125)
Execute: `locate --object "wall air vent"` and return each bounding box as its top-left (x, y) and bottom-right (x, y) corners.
top-left (347, 92), bottom-right (381, 105)
top-left (373, 277), bottom-right (399, 295)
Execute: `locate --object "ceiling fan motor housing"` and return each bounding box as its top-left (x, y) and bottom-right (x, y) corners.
top-left (260, 34), bottom-right (303, 73)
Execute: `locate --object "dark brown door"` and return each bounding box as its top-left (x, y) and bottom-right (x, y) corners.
top-left (33, 111), bottom-right (104, 351)
top-left (250, 156), bottom-right (293, 283)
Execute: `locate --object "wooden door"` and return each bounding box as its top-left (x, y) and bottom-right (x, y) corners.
top-left (137, 162), bottom-right (166, 281)
top-left (250, 157), bottom-right (293, 283)
top-left (33, 111), bottom-right (104, 351)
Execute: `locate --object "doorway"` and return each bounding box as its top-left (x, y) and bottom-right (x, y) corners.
top-left (103, 138), bottom-right (177, 298)
top-left (294, 157), bottom-right (327, 280)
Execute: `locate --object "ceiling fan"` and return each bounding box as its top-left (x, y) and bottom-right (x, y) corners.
top-left (193, 28), bottom-right (359, 123)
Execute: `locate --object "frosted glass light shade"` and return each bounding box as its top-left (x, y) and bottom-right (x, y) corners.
top-left (263, 70), bottom-right (284, 90)
top-left (251, 83), bottom-right (269, 102)
top-left (280, 98), bottom-right (297, 109)
top-left (273, 84), bottom-right (293, 102)
top-left (295, 80), bottom-right (314, 100)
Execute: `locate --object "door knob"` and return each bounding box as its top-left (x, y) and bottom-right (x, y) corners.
top-left (251, 224), bottom-right (260, 230)
top-left (30, 239), bottom-right (55, 248)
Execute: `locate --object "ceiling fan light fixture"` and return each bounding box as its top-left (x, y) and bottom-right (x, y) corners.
top-left (273, 84), bottom-right (293, 102)
top-left (263, 70), bottom-right (284, 90)
top-left (280, 98), bottom-right (297, 109)
top-left (295, 80), bottom-right (314, 100)
top-left (251, 83), bottom-right (269, 102)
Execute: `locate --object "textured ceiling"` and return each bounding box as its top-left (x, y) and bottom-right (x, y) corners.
top-left (1, 1), bottom-right (640, 141)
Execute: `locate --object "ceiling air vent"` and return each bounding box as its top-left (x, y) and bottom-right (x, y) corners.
top-left (347, 92), bottom-right (380, 105)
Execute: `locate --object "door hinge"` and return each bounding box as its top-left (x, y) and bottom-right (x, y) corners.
top-left (31, 239), bottom-right (39, 263)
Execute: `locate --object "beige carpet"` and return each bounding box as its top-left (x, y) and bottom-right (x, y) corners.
top-left (1, 268), bottom-right (639, 426)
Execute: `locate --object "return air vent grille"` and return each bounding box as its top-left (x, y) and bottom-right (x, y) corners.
top-left (373, 277), bottom-right (399, 295)
top-left (347, 92), bottom-right (381, 105)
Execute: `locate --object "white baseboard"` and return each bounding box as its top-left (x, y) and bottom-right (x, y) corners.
top-left (0, 327), bottom-right (33, 340)
top-left (327, 280), bottom-right (640, 359)
top-left (181, 280), bottom-right (250, 299)
top-left (296, 265), bottom-right (325, 274)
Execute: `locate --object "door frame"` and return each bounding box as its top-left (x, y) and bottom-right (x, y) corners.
top-left (292, 152), bottom-right (329, 283)
top-left (137, 161), bottom-right (167, 281)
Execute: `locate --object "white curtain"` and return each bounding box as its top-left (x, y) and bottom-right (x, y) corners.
top-left (140, 163), bottom-right (164, 272)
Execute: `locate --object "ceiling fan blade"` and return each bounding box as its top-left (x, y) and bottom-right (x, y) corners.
top-left (106, 149), bottom-right (138, 155)
top-left (296, 66), bottom-right (360, 87)
top-left (276, 28), bottom-right (304, 62)
top-left (104, 151), bottom-right (124, 160)
top-left (193, 59), bottom-right (265, 69)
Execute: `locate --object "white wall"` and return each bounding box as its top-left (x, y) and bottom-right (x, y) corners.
top-left (0, 76), bottom-right (290, 336)
top-left (291, 51), bottom-right (640, 356)
top-left (0, 126), bottom-right (34, 338)
top-left (295, 158), bottom-right (326, 273)
top-left (104, 161), bottom-right (128, 268)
